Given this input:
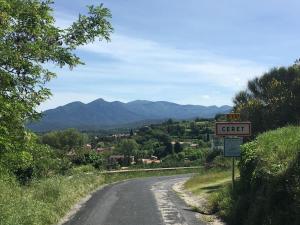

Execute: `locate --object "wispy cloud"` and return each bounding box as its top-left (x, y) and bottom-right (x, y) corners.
top-left (78, 33), bottom-right (267, 90)
top-left (41, 7), bottom-right (271, 111)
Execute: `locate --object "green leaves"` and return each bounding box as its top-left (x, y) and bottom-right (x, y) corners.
top-left (233, 65), bottom-right (300, 135)
top-left (65, 4), bottom-right (113, 48)
top-left (0, 0), bottom-right (113, 153)
top-left (1, 151), bottom-right (33, 172)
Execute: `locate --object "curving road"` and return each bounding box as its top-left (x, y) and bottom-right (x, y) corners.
top-left (63, 174), bottom-right (205, 225)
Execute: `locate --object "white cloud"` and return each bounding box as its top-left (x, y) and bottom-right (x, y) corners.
top-left (79, 33), bottom-right (267, 91)
top-left (40, 15), bottom-right (269, 110)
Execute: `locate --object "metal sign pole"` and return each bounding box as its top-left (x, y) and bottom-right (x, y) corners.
top-left (232, 157), bottom-right (235, 188)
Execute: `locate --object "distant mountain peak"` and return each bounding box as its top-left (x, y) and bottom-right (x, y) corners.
top-left (90, 98), bottom-right (106, 103)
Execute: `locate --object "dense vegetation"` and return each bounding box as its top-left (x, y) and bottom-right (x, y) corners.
top-left (209, 126), bottom-right (300, 225)
top-left (0, 0), bottom-right (113, 180)
top-left (0, 0), bottom-right (112, 154)
top-left (38, 119), bottom-right (216, 170)
top-left (233, 65), bottom-right (300, 135)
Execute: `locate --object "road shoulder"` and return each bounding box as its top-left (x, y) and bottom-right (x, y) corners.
top-left (172, 180), bottom-right (225, 225)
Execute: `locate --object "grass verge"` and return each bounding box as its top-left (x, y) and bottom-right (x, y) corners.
top-left (185, 169), bottom-right (233, 196)
top-left (183, 168), bottom-right (236, 219)
top-left (0, 165), bottom-right (104, 225)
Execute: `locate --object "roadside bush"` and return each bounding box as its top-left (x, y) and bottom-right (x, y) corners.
top-left (212, 126), bottom-right (300, 225)
top-left (29, 144), bottom-right (72, 178)
top-left (0, 133), bottom-right (72, 183)
top-left (71, 148), bottom-right (105, 169)
top-left (208, 184), bottom-right (233, 217)
top-left (205, 149), bottom-right (221, 163)
top-left (0, 151), bottom-right (34, 184)
top-left (86, 151), bottom-right (105, 169)
top-left (0, 166), bottom-right (105, 225)
top-left (183, 147), bottom-right (207, 161)
top-left (211, 155), bottom-right (232, 169)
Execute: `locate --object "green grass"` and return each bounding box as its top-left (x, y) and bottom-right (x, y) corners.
top-left (248, 126), bottom-right (300, 175)
top-left (183, 168), bottom-right (233, 216)
top-left (0, 165), bottom-right (200, 225)
top-left (0, 165), bottom-right (105, 225)
top-left (206, 183), bottom-right (233, 217)
top-left (184, 169), bottom-right (234, 196)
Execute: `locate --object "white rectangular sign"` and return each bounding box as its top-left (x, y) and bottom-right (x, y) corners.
top-left (215, 122), bottom-right (251, 137)
top-left (224, 137), bottom-right (243, 157)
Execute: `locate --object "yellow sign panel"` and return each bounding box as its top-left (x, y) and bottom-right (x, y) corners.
top-left (226, 113), bottom-right (240, 120)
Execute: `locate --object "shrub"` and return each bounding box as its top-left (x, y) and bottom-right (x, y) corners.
top-left (206, 149), bottom-right (221, 163)
top-left (213, 126), bottom-right (300, 225)
top-left (86, 151), bottom-right (105, 169)
top-left (29, 144), bottom-right (72, 178)
top-left (183, 147), bottom-right (205, 161)
top-left (0, 151), bottom-right (34, 184)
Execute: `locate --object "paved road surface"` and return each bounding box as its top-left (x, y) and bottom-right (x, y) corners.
top-left (63, 174), bottom-right (205, 225)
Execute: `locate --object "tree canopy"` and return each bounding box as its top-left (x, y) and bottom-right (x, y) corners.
top-left (0, 0), bottom-right (113, 152)
top-left (41, 128), bottom-right (88, 152)
top-left (233, 65), bottom-right (300, 135)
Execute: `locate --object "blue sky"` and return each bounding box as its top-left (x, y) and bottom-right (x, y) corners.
top-left (40, 0), bottom-right (300, 110)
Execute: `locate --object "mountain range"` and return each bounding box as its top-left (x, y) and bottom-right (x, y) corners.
top-left (28, 98), bottom-right (232, 132)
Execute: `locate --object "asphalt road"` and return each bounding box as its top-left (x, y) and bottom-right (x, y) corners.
top-left (63, 174), bottom-right (206, 225)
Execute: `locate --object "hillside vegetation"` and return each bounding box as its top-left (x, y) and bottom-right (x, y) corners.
top-left (209, 126), bottom-right (300, 225)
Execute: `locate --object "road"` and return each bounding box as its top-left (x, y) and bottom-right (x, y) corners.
top-left (63, 174), bottom-right (205, 225)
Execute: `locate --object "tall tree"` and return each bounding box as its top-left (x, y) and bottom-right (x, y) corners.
top-left (233, 65), bottom-right (300, 135)
top-left (0, 0), bottom-right (113, 152)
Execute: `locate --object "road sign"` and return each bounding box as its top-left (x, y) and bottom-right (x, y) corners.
top-left (211, 136), bottom-right (224, 151)
top-left (224, 137), bottom-right (243, 157)
top-left (226, 113), bottom-right (240, 120)
top-left (215, 122), bottom-right (251, 137)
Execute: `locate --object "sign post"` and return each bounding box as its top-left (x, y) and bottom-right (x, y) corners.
top-left (215, 116), bottom-right (251, 189)
top-left (232, 157), bottom-right (235, 188)
top-left (223, 137), bottom-right (243, 188)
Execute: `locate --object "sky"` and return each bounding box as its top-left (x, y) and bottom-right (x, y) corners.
top-left (40, 0), bottom-right (300, 110)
